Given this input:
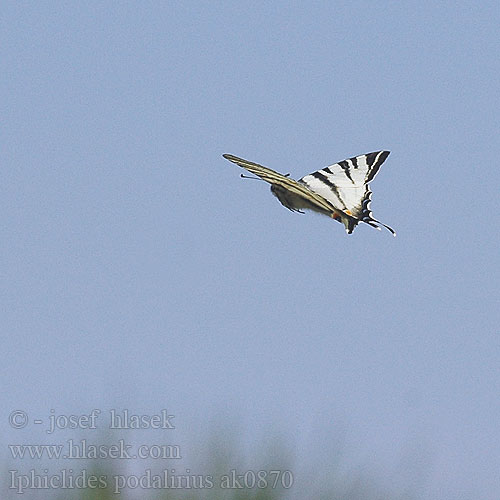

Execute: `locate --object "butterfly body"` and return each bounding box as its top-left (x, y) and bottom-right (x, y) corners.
top-left (223, 152), bottom-right (395, 236)
top-left (269, 183), bottom-right (357, 232)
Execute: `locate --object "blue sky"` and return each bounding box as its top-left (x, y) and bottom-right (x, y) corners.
top-left (2, 1), bottom-right (499, 498)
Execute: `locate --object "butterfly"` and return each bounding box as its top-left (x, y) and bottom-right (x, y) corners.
top-left (223, 151), bottom-right (395, 235)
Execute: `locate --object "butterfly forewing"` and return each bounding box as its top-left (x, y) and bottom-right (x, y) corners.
top-left (222, 154), bottom-right (339, 215)
top-left (298, 151), bottom-right (390, 218)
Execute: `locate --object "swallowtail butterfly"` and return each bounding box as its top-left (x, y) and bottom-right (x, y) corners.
top-left (223, 151), bottom-right (395, 236)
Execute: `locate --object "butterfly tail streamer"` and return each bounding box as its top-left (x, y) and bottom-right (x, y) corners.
top-left (364, 217), bottom-right (396, 236)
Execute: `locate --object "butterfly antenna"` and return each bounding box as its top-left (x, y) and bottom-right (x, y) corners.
top-left (240, 174), bottom-right (264, 181)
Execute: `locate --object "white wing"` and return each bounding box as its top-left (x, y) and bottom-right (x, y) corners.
top-left (299, 151), bottom-right (395, 235)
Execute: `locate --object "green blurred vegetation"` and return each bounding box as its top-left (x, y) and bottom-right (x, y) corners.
top-left (3, 430), bottom-right (421, 500)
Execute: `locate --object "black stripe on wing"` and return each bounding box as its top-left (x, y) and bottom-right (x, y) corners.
top-left (309, 171), bottom-right (348, 211)
top-left (335, 160), bottom-right (354, 183)
top-left (364, 151), bottom-right (390, 183)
